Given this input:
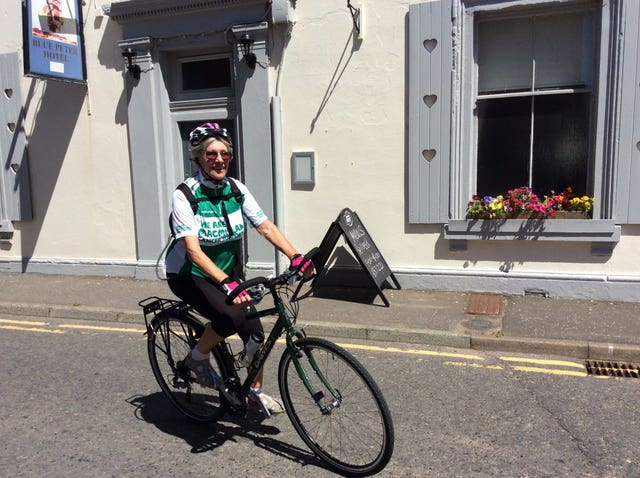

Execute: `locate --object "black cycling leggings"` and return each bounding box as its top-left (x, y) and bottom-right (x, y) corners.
top-left (168, 274), bottom-right (263, 342)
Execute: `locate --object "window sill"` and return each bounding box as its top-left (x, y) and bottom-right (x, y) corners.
top-left (444, 219), bottom-right (620, 243)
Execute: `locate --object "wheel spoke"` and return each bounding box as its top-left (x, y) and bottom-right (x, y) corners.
top-left (278, 337), bottom-right (394, 475)
top-left (148, 314), bottom-right (227, 423)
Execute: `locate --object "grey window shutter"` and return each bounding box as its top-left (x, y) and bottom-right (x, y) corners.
top-left (0, 52), bottom-right (32, 228)
top-left (408, 0), bottom-right (454, 224)
top-left (615, 2), bottom-right (640, 224)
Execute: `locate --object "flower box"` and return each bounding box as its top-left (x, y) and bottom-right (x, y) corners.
top-left (550, 210), bottom-right (588, 219)
top-left (466, 186), bottom-right (593, 220)
top-left (510, 211), bottom-right (543, 219)
top-left (445, 218), bottom-right (620, 243)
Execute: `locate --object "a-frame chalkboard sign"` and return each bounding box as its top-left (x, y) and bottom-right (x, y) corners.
top-left (293, 208), bottom-right (400, 307)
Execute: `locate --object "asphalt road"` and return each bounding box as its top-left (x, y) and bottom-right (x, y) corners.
top-left (1, 314), bottom-right (639, 477)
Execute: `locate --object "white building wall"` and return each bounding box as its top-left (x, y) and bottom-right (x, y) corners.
top-left (281, 1), bottom-right (412, 249)
top-left (0, 2), bottom-right (137, 270)
top-left (279, 0), bottom-right (640, 299)
top-left (0, 0), bottom-right (638, 300)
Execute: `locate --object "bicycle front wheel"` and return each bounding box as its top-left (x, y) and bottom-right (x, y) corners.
top-left (147, 312), bottom-right (227, 423)
top-left (278, 337), bottom-right (394, 476)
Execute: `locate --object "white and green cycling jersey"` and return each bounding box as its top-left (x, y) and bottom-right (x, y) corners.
top-left (165, 172), bottom-right (267, 278)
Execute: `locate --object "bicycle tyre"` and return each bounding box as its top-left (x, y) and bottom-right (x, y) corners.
top-left (147, 312), bottom-right (228, 423)
top-left (278, 337), bottom-right (394, 476)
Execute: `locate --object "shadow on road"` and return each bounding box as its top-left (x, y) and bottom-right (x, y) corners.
top-left (126, 393), bottom-right (336, 473)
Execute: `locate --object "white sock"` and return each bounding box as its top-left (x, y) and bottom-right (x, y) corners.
top-left (191, 347), bottom-right (209, 361)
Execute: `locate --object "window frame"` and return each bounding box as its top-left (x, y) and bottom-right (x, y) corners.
top-left (474, 9), bottom-right (597, 196)
top-left (459, 0), bottom-right (602, 216)
top-left (170, 53), bottom-right (234, 102)
top-left (408, 0), bottom-right (624, 244)
top-left (445, 0), bottom-right (621, 243)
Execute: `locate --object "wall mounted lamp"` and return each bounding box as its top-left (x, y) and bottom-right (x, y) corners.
top-left (347, 1), bottom-right (364, 41)
top-left (239, 33), bottom-right (257, 69)
top-left (122, 48), bottom-right (141, 79)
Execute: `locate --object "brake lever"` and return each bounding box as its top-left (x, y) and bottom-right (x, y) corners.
top-left (286, 272), bottom-right (302, 286)
top-left (245, 284), bottom-right (266, 304)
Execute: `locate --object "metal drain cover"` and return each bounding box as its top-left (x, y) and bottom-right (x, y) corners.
top-left (584, 360), bottom-right (640, 378)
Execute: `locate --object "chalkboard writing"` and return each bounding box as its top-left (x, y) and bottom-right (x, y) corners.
top-left (337, 209), bottom-right (394, 288)
top-left (294, 208), bottom-right (400, 307)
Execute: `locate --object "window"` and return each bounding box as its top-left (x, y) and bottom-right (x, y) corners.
top-left (180, 56), bottom-right (231, 91)
top-left (409, 0), bottom-right (638, 242)
top-left (475, 11), bottom-right (595, 199)
top-left (169, 54), bottom-right (233, 102)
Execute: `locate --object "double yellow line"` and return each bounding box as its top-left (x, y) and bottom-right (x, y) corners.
top-left (334, 341), bottom-right (590, 377)
top-left (0, 318), bottom-right (142, 335)
top-left (1, 317), bottom-right (591, 377)
top-left (444, 355), bottom-right (590, 377)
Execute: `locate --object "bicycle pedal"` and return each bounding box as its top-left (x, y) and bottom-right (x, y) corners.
top-left (175, 360), bottom-right (191, 378)
top-left (171, 377), bottom-right (188, 389)
top-left (217, 381), bottom-right (243, 409)
top-left (248, 391), bottom-right (272, 418)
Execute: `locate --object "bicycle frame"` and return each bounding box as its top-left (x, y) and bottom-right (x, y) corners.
top-left (239, 289), bottom-right (342, 414)
top-left (141, 247), bottom-right (341, 414)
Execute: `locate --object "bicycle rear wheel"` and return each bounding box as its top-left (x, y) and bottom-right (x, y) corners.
top-left (147, 312), bottom-right (227, 423)
top-left (278, 337), bottom-right (394, 476)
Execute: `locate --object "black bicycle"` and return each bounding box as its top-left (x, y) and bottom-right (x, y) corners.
top-left (139, 249), bottom-right (394, 476)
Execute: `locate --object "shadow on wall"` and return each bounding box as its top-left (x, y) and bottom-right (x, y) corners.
top-left (9, 15), bottom-right (130, 267)
top-left (96, 15), bottom-right (128, 125)
top-left (309, 26), bottom-right (362, 134)
top-left (431, 233), bottom-right (611, 267)
top-left (15, 80), bottom-right (86, 271)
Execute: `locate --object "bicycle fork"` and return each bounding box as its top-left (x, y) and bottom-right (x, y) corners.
top-left (290, 340), bottom-right (343, 415)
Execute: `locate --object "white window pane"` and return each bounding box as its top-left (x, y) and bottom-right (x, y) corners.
top-left (478, 17), bottom-right (532, 93)
top-left (535, 12), bottom-right (593, 89)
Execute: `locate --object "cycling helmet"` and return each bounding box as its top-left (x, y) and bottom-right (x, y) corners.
top-left (188, 122), bottom-right (232, 147)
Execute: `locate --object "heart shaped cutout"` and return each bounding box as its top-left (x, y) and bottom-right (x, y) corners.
top-left (4, 88), bottom-right (12, 99)
top-left (422, 149), bottom-right (436, 161)
top-left (423, 95), bottom-right (437, 108)
top-left (10, 164), bottom-right (19, 174)
top-left (7, 123), bottom-right (15, 133)
top-left (423, 39), bottom-right (437, 52)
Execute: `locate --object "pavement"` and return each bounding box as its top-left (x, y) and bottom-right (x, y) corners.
top-left (1, 271), bottom-right (640, 362)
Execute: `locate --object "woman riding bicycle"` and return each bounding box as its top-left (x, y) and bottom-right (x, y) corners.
top-left (165, 122), bottom-right (313, 417)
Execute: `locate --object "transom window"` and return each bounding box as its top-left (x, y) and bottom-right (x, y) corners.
top-left (170, 54), bottom-right (233, 101)
top-left (180, 56), bottom-right (231, 91)
top-left (475, 9), bottom-right (596, 198)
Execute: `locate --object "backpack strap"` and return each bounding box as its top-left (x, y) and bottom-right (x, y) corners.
top-left (176, 183), bottom-right (199, 213)
top-left (218, 178), bottom-right (244, 237)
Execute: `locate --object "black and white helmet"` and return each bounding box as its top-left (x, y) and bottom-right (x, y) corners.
top-left (188, 122), bottom-right (232, 147)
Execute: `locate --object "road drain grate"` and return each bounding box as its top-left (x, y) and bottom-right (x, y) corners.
top-left (584, 360), bottom-right (640, 378)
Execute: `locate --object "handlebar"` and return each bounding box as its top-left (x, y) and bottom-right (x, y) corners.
top-left (224, 247), bottom-right (320, 305)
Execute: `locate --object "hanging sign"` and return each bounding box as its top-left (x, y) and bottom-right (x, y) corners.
top-left (294, 208), bottom-right (401, 307)
top-left (22, 0), bottom-right (87, 82)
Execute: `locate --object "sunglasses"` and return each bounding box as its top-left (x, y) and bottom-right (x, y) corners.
top-left (205, 150), bottom-right (232, 160)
